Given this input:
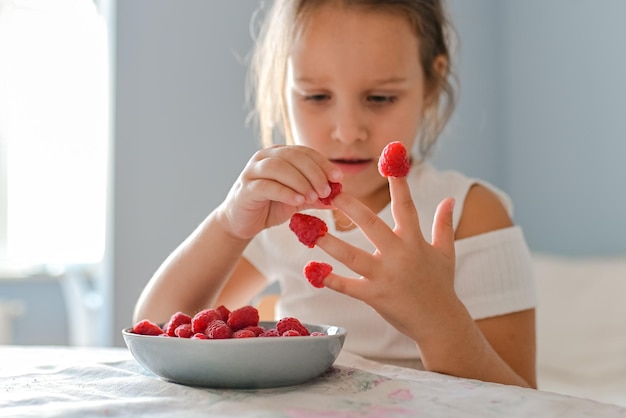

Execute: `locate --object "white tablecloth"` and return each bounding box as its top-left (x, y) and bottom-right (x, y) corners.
top-left (1, 346), bottom-right (624, 417)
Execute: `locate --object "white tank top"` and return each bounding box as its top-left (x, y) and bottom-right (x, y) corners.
top-left (243, 163), bottom-right (537, 362)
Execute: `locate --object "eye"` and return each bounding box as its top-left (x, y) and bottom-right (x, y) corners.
top-left (304, 94), bottom-right (330, 102)
top-left (367, 95), bottom-right (397, 104)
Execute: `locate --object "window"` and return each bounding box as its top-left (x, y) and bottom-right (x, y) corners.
top-left (0, 0), bottom-right (109, 271)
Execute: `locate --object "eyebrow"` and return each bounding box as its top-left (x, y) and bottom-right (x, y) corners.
top-left (294, 76), bottom-right (408, 85)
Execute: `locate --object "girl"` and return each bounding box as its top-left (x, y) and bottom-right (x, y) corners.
top-left (134, 0), bottom-right (537, 388)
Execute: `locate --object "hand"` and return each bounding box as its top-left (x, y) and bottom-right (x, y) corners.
top-left (217, 145), bottom-right (342, 240)
top-left (316, 176), bottom-right (458, 341)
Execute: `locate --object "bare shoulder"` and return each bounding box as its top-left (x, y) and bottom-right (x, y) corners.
top-left (455, 184), bottom-right (513, 240)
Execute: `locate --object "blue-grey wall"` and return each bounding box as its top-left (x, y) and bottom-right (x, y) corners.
top-left (435, 0), bottom-right (626, 256)
top-left (501, 0), bottom-right (626, 256)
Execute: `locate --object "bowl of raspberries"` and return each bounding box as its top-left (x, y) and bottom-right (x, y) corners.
top-left (123, 305), bottom-right (347, 389)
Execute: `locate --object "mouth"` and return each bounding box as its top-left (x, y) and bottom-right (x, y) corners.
top-left (330, 158), bottom-right (372, 165)
top-left (329, 158), bottom-right (373, 174)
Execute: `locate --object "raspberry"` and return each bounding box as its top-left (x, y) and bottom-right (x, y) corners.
top-left (281, 330), bottom-right (301, 337)
top-left (164, 311), bottom-right (192, 337)
top-left (378, 141), bottom-right (410, 177)
top-left (303, 261), bottom-right (332, 288)
top-left (232, 329), bottom-right (256, 338)
top-left (132, 319), bottom-right (163, 336)
top-left (215, 305), bottom-right (231, 322)
top-left (192, 332), bottom-right (208, 339)
top-left (226, 305), bottom-right (259, 331)
top-left (259, 328), bottom-right (280, 337)
top-left (174, 323), bottom-right (194, 338)
top-left (191, 309), bottom-right (222, 334)
top-left (319, 182), bottom-right (342, 205)
top-left (276, 317), bottom-right (310, 336)
top-left (206, 320), bottom-right (233, 339)
top-left (289, 213), bottom-right (328, 248)
top-left (244, 325), bottom-right (266, 336)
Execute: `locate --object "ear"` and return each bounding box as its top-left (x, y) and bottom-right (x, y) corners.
top-left (432, 54), bottom-right (448, 79)
top-left (424, 54), bottom-right (449, 106)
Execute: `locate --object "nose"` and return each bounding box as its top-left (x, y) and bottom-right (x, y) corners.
top-left (331, 101), bottom-right (367, 144)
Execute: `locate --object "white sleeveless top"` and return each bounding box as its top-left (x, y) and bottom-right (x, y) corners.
top-left (243, 163), bottom-right (537, 362)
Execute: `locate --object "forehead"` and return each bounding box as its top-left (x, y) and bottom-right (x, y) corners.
top-left (288, 3), bottom-right (421, 81)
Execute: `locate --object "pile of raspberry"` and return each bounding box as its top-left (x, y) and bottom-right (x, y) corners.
top-left (131, 305), bottom-right (324, 339)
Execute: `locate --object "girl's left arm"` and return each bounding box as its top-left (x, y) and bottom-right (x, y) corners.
top-left (455, 184), bottom-right (536, 388)
top-left (316, 180), bottom-right (537, 388)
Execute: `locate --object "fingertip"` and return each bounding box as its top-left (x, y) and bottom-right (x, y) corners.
top-left (329, 169), bottom-right (343, 182)
top-left (293, 194), bottom-right (306, 205)
top-left (445, 197), bottom-right (455, 213)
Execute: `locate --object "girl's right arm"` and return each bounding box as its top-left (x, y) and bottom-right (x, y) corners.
top-left (133, 209), bottom-right (257, 324)
top-left (133, 145), bottom-right (342, 324)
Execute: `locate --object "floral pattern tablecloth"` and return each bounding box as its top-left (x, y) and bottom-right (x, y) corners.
top-left (1, 346), bottom-right (624, 417)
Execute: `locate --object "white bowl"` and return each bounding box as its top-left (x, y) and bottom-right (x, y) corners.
top-left (122, 321), bottom-right (346, 389)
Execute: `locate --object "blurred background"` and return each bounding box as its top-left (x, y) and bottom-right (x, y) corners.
top-left (0, 0), bottom-right (625, 403)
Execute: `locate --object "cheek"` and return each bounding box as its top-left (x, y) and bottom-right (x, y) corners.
top-left (288, 104), bottom-right (324, 146)
top-left (377, 106), bottom-right (423, 142)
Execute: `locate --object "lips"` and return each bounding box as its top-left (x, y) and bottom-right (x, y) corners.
top-left (330, 158), bottom-right (373, 174)
top-left (330, 158), bottom-right (371, 165)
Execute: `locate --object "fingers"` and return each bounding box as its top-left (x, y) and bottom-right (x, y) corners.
top-left (388, 177), bottom-right (421, 238)
top-left (431, 197), bottom-right (455, 259)
top-left (315, 233), bottom-right (377, 278)
top-left (247, 145), bottom-right (342, 205)
top-left (331, 193), bottom-right (398, 247)
top-left (322, 272), bottom-right (369, 301)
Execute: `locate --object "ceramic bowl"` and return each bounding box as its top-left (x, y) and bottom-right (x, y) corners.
top-left (122, 321), bottom-right (346, 389)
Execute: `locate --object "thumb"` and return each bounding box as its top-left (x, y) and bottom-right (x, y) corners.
top-left (431, 197), bottom-right (455, 259)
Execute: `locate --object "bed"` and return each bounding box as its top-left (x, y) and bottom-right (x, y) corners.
top-left (534, 252), bottom-right (626, 407)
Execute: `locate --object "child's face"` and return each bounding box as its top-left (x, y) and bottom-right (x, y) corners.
top-left (286, 4), bottom-right (427, 202)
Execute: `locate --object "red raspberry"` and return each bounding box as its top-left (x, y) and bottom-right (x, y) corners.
top-left (259, 328), bottom-right (280, 337)
top-left (227, 305), bottom-right (260, 331)
top-left (215, 305), bottom-right (231, 322)
top-left (206, 320), bottom-right (233, 339)
top-left (244, 325), bottom-right (266, 336)
top-left (303, 261), bottom-right (332, 288)
top-left (319, 182), bottom-right (342, 205)
top-left (164, 311), bottom-right (192, 337)
top-left (281, 330), bottom-right (301, 337)
top-left (378, 141), bottom-right (410, 177)
top-left (191, 309), bottom-right (222, 334)
top-left (174, 323), bottom-right (194, 338)
top-left (276, 317), bottom-right (310, 336)
top-left (289, 213), bottom-right (328, 248)
top-left (132, 319), bottom-right (163, 336)
top-left (192, 332), bottom-right (208, 339)
top-left (232, 329), bottom-right (256, 338)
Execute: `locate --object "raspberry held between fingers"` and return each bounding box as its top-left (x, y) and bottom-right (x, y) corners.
top-left (319, 182), bottom-right (342, 205)
top-left (378, 141), bottom-right (410, 178)
top-left (303, 261), bottom-right (333, 288)
top-left (289, 213), bottom-right (328, 248)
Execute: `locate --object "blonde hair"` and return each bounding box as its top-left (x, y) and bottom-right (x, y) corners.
top-left (247, 0), bottom-right (457, 159)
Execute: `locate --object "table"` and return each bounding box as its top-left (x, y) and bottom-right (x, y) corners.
top-left (1, 346), bottom-right (624, 417)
